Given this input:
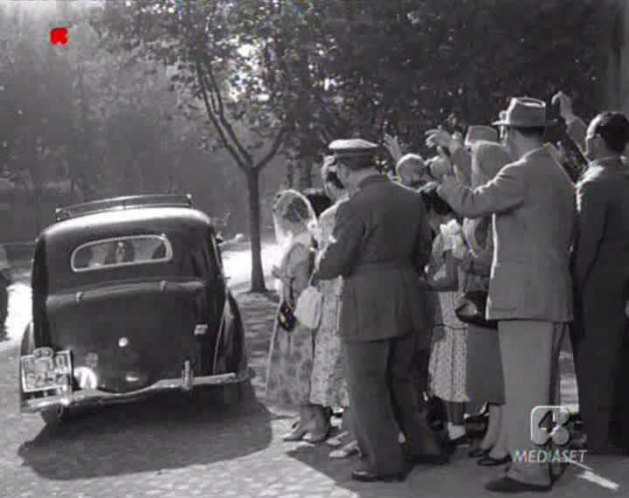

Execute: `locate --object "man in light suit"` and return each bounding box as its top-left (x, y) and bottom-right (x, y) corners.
top-left (433, 97), bottom-right (576, 493)
top-left (312, 138), bottom-right (446, 483)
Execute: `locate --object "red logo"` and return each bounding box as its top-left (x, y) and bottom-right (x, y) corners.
top-left (50, 27), bottom-right (69, 46)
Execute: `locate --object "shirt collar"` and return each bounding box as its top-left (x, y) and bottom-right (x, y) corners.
top-left (357, 173), bottom-right (388, 190)
top-left (520, 144), bottom-right (553, 162)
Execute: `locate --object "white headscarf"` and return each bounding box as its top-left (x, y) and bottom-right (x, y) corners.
top-left (272, 189), bottom-right (318, 251)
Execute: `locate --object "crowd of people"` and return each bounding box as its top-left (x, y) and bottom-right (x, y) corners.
top-left (264, 91), bottom-right (629, 493)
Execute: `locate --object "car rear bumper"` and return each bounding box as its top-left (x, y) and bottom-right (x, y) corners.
top-left (20, 368), bottom-right (252, 413)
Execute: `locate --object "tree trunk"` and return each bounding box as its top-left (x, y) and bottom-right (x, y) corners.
top-left (294, 157), bottom-right (313, 190)
top-left (246, 167), bottom-right (267, 293)
top-left (285, 159), bottom-right (294, 188)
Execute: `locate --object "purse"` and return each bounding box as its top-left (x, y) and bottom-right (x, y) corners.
top-left (277, 240), bottom-right (317, 332)
top-left (277, 299), bottom-right (297, 331)
top-left (454, 270), bottom-right (498, 330)
top-left (294, 284), bottom-right (322, 329)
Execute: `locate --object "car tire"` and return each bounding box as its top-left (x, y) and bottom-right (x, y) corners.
top-left (40, 406), bottom-right (71, 426)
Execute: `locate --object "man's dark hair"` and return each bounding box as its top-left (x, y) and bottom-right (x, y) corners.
top-left (511, 127), bottom-right (546, 139)
top-left (303, 188), bottom-right (332, 218)
top-left (593, 111), bottom-right (629, 154)
top-left (419, 182), bottom-right (453, 216)
top-left (322, 167), bottom-right (345, 191)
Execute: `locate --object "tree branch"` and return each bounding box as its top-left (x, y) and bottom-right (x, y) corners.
top-left (195, 60), bottom-right (248, 172)
top-left (201, 56), bottom-right (253, 165)
top-left (255, 126), bottom-right (286, 171)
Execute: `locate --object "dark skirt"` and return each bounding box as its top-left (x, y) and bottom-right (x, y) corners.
top-left (465, 323), bottom-right (505, 405)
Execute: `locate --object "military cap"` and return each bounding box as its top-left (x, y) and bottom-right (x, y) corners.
top-left (328, 138), bottom-right (380, 159)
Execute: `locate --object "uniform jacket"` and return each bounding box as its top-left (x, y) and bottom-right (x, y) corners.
top-left (313, 174), bottom-right (432, 342)
top-left (438, 145), bottom-right (576, 322)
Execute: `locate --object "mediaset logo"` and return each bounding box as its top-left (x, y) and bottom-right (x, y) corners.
top-left (524, 405), bottom-right (588, 465)
top-left (512, 448), bottom-right (587, 464)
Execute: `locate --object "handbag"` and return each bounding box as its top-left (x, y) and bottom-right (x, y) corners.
top-left (454, 272), bottom-right (498, 330)
top-left (277, 278), bottom-right (298, 331)
top-left (294, 284), bottom-right (322, 330)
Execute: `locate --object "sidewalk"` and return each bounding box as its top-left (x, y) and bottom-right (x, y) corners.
top-left (233, 291), bottom-right (625, 498)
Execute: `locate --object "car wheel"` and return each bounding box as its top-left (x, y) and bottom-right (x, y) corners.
top-left (40, 406), bottom-right (71, 426)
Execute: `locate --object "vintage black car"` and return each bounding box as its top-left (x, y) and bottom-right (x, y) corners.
top-left (19, 194), bottom-right (250, 424)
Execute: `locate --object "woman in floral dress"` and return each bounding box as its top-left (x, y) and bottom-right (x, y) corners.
top-left (420, 183), bottom-right (470, 445)
top-left (265, 190), bottom-right (323, 441)
top-left (309, 160), bottom-right (359, 457)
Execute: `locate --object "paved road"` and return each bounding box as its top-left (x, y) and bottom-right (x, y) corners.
top-left (0, 248), bottom-right (627, 497)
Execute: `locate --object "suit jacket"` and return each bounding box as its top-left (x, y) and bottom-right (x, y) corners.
top-left (437, 145), bottom-right (576, 322)
top-left (575, 157), bottom-right (629, 291)
top-left (313, 174), bottom-right (432, 342)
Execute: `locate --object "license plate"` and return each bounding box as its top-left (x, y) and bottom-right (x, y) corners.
top-left (21, 349), bottom-right (72, 393)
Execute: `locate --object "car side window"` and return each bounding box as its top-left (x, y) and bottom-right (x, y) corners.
top-left (71, 235), bottom-right (173, 272)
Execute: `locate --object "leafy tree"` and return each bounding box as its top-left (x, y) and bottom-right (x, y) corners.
top-left (93, 0), bottom-right (309, 292)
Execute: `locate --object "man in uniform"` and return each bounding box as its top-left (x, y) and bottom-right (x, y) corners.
top-left (312, 138), bottom-right (447, 483)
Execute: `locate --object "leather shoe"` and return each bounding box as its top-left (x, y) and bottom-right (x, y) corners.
top-left (351, 469), bottom-right (408, 483)
top-left (484, 477), bottom-right (552, 493)
top-left (407, 453), bottom-right (450, 465)
top-left (468, 447), bottom-right (490, 458)
top-left (478, 454), bottom-right (511, 466)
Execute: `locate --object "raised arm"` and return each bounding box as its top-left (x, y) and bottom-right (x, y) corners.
top-left (436, 162), bottom-right (526, 219)
top-left (552, 91), bottom-right (586, 154)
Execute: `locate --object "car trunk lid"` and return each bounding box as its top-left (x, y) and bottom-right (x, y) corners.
top-left (46, 279), bottom-right (207, 393)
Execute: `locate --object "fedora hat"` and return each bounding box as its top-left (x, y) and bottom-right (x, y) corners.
top-left (464, 125), bottom-right (498, 147)
top-left (493, 97), bottom-right (555, 128)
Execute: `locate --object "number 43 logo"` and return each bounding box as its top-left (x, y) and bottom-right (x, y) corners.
top-left (530, 405), bottom-right (572, 446)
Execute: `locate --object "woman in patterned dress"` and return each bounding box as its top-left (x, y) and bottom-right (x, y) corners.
top-left (265, 190), bottom-right (323, 441)
top-left (420, 183), bottom-right (470, 444)
top-left (308, 160), bottom-right (360, 457)
top-left (458, 141), bottom-right (510, 465)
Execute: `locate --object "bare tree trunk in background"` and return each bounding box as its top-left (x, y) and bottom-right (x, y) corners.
top-left (285, 159), bottom-right (294, 188)
top-left (247, 169), bottom-right (265, 292)
top-left (194, 47), bottom-right (288, 294)
top-left (294, 158), bottom-right (313, 190)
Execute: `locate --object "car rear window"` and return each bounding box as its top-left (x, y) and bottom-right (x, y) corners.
top-left (71, 235), bottom-right (173, 272)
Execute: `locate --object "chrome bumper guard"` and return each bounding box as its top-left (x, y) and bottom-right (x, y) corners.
top-left (20, 367), bottom-right (251, 414)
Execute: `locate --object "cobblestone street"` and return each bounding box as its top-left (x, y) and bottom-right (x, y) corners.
top-left (0, 280), bottom-right (628, 497)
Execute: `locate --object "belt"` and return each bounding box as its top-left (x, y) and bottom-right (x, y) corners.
top-left (353, 260), bottom-right (414, 276)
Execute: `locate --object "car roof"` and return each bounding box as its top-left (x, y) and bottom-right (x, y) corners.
top-left (40, 207), bottom-right (214, 247)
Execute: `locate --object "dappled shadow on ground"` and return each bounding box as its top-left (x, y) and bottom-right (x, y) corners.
top-left (236, 291), bottom-right (278, 400)
top-left (18, 389), bottom-right (272, 481)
